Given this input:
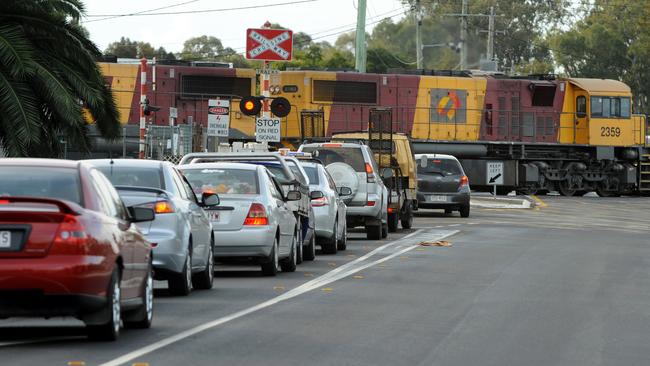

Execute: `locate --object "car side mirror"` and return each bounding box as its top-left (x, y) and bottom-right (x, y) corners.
top-left (309, 191), bottom-right (324, 199)
top-left (286, 190), bottom-right (302, 201)
top-left (337, 186), bottom-right (352, 196)
top-left (128, 206), bottom-right (155, 223)
top-left (381, 168), bottom-right (394, 179)
top-left (202, 192), bottom-right (220, 207)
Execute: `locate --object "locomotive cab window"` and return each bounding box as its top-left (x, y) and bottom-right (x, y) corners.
top-left (591, 96), bottom-right (631, 118)
top-left (576, 96), bottom-right (587, 118)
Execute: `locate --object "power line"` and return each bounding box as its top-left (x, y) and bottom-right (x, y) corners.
top-left (83, 0), bottom-right (202, 23)
top-left (83, 0), bottom-right (318, 23)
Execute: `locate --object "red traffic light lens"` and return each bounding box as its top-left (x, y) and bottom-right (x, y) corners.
top-left (239, 97), bottom-right (262, 116)
top-left (244, 100), bottom-right (255, 111)
top-left (270, 97), bottom-right (291, 118)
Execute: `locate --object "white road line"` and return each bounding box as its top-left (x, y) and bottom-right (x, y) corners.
top-left (99, 229), bottom-right (457, 366)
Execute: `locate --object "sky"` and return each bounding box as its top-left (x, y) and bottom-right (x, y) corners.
top-left (82, 0), bottom-right (409, 54)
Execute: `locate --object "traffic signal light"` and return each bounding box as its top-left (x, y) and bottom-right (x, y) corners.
top-left (239, 96), bottom-right (262, 116)
top-left (270, 97), bottom-right (291, 118)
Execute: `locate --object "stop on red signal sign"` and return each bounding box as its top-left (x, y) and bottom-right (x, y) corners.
top-left (246, 28), bottom-right (293, 61)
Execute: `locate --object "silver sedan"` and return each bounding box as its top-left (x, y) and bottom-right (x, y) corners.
top-left (299, 161), bottom-right (350, 254)
top-left (88, 159), bottom-right (216, 296)
top-left (179, 162), bottom-right (301, 276)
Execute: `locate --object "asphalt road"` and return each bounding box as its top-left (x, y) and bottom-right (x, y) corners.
top-left (1, 195), bottom-right (649, 366)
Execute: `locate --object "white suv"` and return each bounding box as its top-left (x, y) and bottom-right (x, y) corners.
top-left (299, 142), bottom-right (388, 240)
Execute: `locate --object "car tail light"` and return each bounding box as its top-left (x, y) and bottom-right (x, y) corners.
top-left (365, 163), bottom-right (375, 183)
top-left (244, 203), bottom-right (269, 226)
top-left (54, 215), bottom-right (88, 246)
top-left (0, 199), bottom-right (8, 204)
top-left (138, 200), bottom-right (175, 214)
top-left (366, 200), bottom-right (376, 207)
top-left (459, 175), bottom-right (469, 188)
top-left (311, 196), bottom-right (329, 207)
top-left (387, 207), bottom-right (395, 213)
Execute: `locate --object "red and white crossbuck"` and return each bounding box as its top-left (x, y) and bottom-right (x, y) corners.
top-left (246, 28), bottom-right (293, 61)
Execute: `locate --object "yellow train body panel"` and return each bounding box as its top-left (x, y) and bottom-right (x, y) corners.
top-left (99, 63), bottom-right (139, 124)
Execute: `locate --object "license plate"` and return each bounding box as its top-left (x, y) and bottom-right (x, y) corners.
top-left (428, 195), bottom-right (447, 202)
top-left (0, 231), bottom-right (10, 248)
top-left (208, 212), bottom-right (220, 222)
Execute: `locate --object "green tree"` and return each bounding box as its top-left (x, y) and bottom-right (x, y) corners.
top-left (550, 0), bottom-right (650, 113)
top-left (180, 35), bottom-right (224, 60)
top-left (105, 38), bottom-right (157, 58)
top-left (0, 0), bottom-right (119, 157)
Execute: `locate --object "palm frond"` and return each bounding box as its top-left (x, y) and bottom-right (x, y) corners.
top-left (0, 25), bottom-right (35, 78)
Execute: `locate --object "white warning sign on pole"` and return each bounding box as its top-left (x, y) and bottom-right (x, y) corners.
top-left (207, 99), bottom-right (230, 137)
top-left (255, 117), bottom-right (281, 142)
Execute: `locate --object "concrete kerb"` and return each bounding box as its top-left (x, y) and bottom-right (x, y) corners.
top-left (470, 195), bottom-right (534, 209)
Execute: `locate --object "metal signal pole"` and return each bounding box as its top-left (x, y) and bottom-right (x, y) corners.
top-left (415, 0), bottom-right (423, 69)
top-left (460, 0), bottom-right (468, 70)
top-left (139, 58), bottom-right (147, 159)
top-left (355, 0), bottom-right (367, 73)
top-left (487, 6), bottom-right (495, 61)
top-left (262, 21), bottom-right (272, 118)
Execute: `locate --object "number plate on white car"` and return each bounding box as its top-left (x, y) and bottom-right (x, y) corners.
top-left (0, 231), bottom-right (11, 248)
top-left (427, 195), bottom-right (448, 202)
top-left (208, 212), bottom-right (220, 222)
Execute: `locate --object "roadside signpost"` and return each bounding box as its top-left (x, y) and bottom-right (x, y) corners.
top-left (207, 99), bottom-right (230, 137)
top-left (487, 161), bottom-right (504, 196)
top-left (255, 117), bottom-right (281, 142)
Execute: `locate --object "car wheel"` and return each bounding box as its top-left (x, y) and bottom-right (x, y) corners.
top-left (261, 236), bottom-right (280, 276)
top-left (381, 223), bottom-right (388, 238)
top-left (322, 221), bottom-right (338, 254)
top-left (87, 269), bottom-right (121, 341)
top-left (400, 203), bottom-right (413, 229)
top-left (337, 220), bottom-right (347, 251)
top-left (281, 229), bottom-right (298, 272)
top-left (192, 238), bottom-right (214, 290)
top-left (304, 231), bottom-right (316, 261)
top-left (169, 246), bottom-right (192, 296)
top-left (366, 224), bottom-right (382, 240)
top-left (124, 264), bottom-right (154, 329)
top-left (387, 212), bottom-right (399, 232)
top-left (460, 204), bottom-right (470, 218)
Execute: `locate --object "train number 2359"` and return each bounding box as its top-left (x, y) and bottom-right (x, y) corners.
top-left (600, 126), bottom-right (621, 137)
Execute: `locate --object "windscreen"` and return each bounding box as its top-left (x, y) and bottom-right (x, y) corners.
top-left (256, 163), bottom-right (291, 184)
top-left (97, 166), bottom-right (163, 189)
top-left (0, 167), bottom-right (82, 204)
top-left (301, 147), bottom-right (365, 172)
top-left (182, 168), bottom-right (259, 195)
top-left (302, 166), bottom-right (320, 185)
top-left (418, 159), bottom-right (462, 176)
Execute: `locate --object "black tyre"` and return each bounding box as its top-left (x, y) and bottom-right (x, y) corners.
top-left (460, 204), bottom-right (470, 218)
top-left (400, 203), bottom-right (413, 229)
top-left (337, 220), bottom-right (347, 251)
top-left (169, 246), bottom-right (192, 296)
top-left (261, 237), bottom-right (280, 276)
top-left (295, 219), bottom-right (304, 264)
top-left (381, 223), bottom-right (388, 238)
top-left (366, 224), bottom-right (382, 240)
top-left (303, 232), bottom-right (316, 261)
top-left (87, 269), bottom-right (121, 341)
top-left (280, 230), bottom-right (298, 272)
top-left (387, 212), bottom-right (399, 232)
top-left (192, 238), bottom-right (214, 290)
top-left (124, 265), bottom-right (154, 329)
top-left (321, 221), bottom-right (338, 254)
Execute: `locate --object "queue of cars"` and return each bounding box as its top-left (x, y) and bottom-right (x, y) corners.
top-left (0, 140), bottom-right (471, 341)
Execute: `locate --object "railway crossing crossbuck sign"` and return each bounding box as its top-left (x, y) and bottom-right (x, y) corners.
top-left (246, 28), bottom-right (293, 61)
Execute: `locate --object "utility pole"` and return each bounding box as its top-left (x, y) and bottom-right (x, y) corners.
top-left (355, 0), bottom-right (367, 73)
top-left (415, 0), bottom-right (423, 69)
top-left (486, 6), bottom-right (495, 61)
top-left (460, 0), bottom-right (468, 70)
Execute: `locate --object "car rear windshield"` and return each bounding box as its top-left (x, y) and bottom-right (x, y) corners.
top-left (0, 167), bottom-right (82, 204)
top-left (97, 166), bottom-right (163, 189)
top-left (301, 146), bottom-right (365, 172)
top-left (418, 158), bottom-right (463, 176)
top-left (302, 166), bottom-right (320, 185)
top-left (182, 168), bottom-right (259, 195)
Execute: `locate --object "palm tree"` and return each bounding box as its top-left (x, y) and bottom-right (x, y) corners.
top-left (0, 0), bottom-right (119, 157)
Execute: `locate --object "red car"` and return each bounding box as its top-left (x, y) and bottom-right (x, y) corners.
top-left (0, 158), bottom-right (155, 341)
